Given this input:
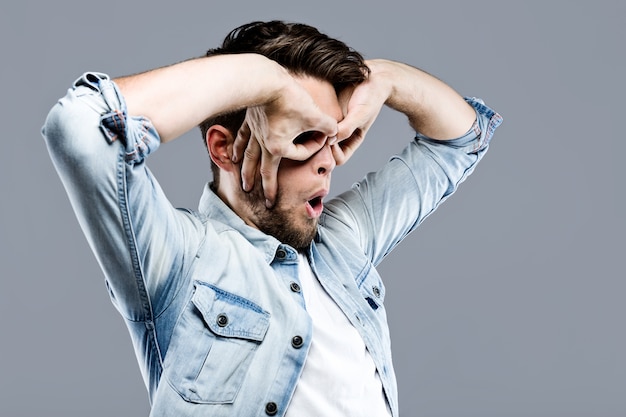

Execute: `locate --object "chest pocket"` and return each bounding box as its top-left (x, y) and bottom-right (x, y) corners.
top-left (163, 281), bottom-right (270, 404)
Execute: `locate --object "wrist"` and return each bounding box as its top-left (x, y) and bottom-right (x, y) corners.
top-left (364, 59), bottom-right (396, 106)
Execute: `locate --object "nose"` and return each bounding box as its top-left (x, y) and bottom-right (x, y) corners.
top-left (313, 141), bottom-right (336, 176)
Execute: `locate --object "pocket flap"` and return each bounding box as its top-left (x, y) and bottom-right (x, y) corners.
top-left (192, 281), bottom-right (270, 342)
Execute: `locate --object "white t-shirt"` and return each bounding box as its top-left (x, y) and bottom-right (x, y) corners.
top-left (285, 254), bottom-right (392, 417)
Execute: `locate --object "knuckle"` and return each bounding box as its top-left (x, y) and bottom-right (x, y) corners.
top-left (243, 147), bottom-right (257, 159)
top-left (259, 166), bottom-right (275, 179)
top-left (265, 141), bottom-right (283, 155)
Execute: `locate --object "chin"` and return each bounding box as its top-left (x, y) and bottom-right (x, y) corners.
top-left (264, 219), bottom-right (317, 251)
top-left (243, 186), bottom-right (318, 250)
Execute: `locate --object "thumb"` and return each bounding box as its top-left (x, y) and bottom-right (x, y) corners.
top-left (337, 110), bottom-right (364, 141)
top-left (308, 111), bottom-right (338, 139)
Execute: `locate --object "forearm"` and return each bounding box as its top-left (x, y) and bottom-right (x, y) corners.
top-left (115, 54), bottom-right (290, 142)
top-left (369, 59), bottom-right (476, 140)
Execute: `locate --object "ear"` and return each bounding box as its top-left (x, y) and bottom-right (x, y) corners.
top-left (206, 125), bottom-right (236, 172)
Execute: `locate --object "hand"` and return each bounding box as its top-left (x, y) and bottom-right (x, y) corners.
top-left (334, 60), bottom-right (391, 165)
top-left (232, 77), bottom-right (338, 207)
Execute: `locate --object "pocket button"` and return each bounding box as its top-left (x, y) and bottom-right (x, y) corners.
top-left (216, 313), bottom-right (229, 327)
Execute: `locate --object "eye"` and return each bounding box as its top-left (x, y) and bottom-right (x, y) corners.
top-left (293, 131), bottom-right (322, 145)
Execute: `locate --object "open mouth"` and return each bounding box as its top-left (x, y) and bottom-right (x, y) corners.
top-left (306, 195), bottom-right (324, 218)
top-left (309, 196), bottom-right (322, 209)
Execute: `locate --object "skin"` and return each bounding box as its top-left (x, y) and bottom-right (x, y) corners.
top-left (116, 54), bottom-right (338, 207)
top-left (205, 61), bottom-right (476, 249)
top-left (233, 59), bottom-right (476, 205)
top-left (207, 76), bottom-right (341, 250)
top-left (117, 55), bottom-right (475, 210)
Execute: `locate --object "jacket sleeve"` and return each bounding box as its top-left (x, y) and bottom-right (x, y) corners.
top-left (42, 72), bottom-right (203, 321)
top-left (323, 97), bottom-right (503, 266)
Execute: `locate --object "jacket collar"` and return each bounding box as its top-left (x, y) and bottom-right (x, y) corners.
top-left (198, 183), bottom-right (285, 264)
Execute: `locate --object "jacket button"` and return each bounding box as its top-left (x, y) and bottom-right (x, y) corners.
top-left (289, 281), bottom-right (301, 293)
top-left (276, 249), bottom-right (287, 259)
top-left (265, 401), bottom-right (278, 415)
top-left (372, 286), bottom-right (381, 298)
top-left (291, 335), bottom-right (304, 349)
top-left (216, 314), bottom-right (228, 327)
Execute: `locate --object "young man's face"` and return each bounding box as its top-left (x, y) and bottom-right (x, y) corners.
top-left (241, 76), bottom-right (342, 250)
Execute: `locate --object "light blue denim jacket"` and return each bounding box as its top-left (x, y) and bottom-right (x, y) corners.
top-left (42, 72), bottom-right (502, 417)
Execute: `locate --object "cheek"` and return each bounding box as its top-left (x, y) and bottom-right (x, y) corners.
top-left (276, 171), bottom-right (305, 199)
top-left (275, 191), bottom-right (300, 213)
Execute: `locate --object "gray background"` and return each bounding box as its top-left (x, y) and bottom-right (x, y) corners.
top-left (1, 0), bottom-right (624, 416)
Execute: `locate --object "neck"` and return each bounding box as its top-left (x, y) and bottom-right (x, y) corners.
top-left (214, 176), bottom-right (259, 231)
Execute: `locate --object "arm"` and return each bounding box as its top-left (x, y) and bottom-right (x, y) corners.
top-left (117, 54), bottom-right (337, 204)
top-left (334, 59), bottom-right (476, 162)
top-left (42, 54), bottom-right (337, 315)
top-left (117, 54), bottom-right (336, 144)
top-left (327, 59), bottom-right (502, 264)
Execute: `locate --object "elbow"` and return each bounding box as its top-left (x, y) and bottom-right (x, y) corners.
top-left (42, 89), bottom-right (120, 182)
top-left (43, 90), bottom-right (110, 167)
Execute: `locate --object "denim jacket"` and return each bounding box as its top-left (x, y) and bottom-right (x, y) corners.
top-left (42, 72), bottom-right (502, 417)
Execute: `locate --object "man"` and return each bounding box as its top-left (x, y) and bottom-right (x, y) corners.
top-left (43, 21), bottom-right (501, 417)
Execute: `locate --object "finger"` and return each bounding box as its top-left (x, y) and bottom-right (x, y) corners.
top-left (232, 121), bottom-right (251, 163)
top-left (264, 129), bottom-right (327, 162)
top-left (337, 110), bottom-right (365, 142)
top-left (241, 133), bottom-right (261, 192)
top-left (311, 112), bottom-right (339, 139)
top-left (288, 130), bottom-right (330, 161)
top-left (278, 111), bottom-right (338, 161)
top-left (331, 130), bottom-right (365, 166)
top-left (330, 143), bottom-right (347, 165)
top-left (259, 148), bottom-right (281, 208)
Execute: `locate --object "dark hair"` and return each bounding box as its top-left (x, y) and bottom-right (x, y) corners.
top-left (199, 20), bottom-right (369, 184)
